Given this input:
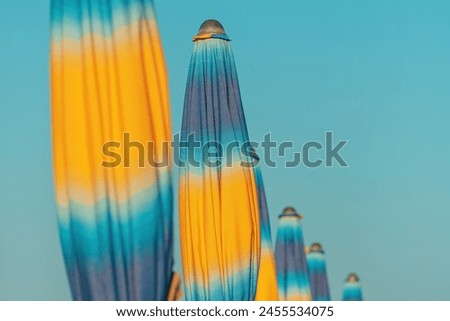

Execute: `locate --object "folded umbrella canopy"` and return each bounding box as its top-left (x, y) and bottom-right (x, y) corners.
top-left (179, 20), bottom-right (278, 301)
top-left (342, 273), bottom-right (363, 301)
top-left (306, 243), bottom-right (331, 301)
top-left (51, 0), bottom-right (177, 300)
top-left (254, 165), bottom-right (279, 300)
top-left (275, 207), bottom-right (312, 301)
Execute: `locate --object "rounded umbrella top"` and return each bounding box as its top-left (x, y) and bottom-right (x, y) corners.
top-left (193, 19), bottom-right (230, 41)
top-left (310, 242), bottom-right (324, 253)
top-left (279, 206), bottom-right (303, 219)
top-left (346, 273), bottom-right (360, 283)
top-left (198, 19), bottom-right (226, 34)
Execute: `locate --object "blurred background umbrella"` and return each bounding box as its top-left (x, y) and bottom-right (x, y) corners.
top-left (306, 242), bottom-right (331, 301)
top-left (342, 273), bottom-right (363, 301)
top-left (275, 207), bottom-right (311, 301)
top-left (179, 20), bottom-right (278, 300)
top-left (51, 0), bottom-right (177, 300)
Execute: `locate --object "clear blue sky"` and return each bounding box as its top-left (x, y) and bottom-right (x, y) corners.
top-left (1, 0), bottom-right (449, 300)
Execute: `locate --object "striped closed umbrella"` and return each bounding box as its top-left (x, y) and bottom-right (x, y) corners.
top-left (275, 207), bottom-right (311, 301)
top-left (51, 0), bottom-right (176, 300)
top-left (306, 243), bottom-right (331, 301)
top-left (179, 20), bottom-right (278, 301)
top-left (342, 273), bottom-right (363, 301)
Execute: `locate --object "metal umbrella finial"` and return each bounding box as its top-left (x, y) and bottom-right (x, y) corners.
top-left (310, 242), bottom-right (323, 252)
top-left (197, 19), bottom-right (226, 35)
top-left (346, 273), bottom-right (360, 283)
top-left (282, 206), bottom-right (298, 215)
top-left (281, 206), bottom-right (303, 219)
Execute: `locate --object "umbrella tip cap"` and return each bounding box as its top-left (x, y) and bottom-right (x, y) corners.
top-left (198, 19), bottom-right (226, 35)
top-left (310, 242), bottom-right (323, 252)
top-left (346, 273), bottom-right (360, 283)
top-left (280, 206), bottom-right (303, 219)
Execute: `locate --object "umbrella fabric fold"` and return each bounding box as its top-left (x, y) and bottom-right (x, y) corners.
top-left (306, 243), bottom-right (331, 301)
top-left (342, 273), bottom-right (363, 301)
top-left (275, 208), bottom-right (312, 301)
top-left (51, 0), bottom-right (174, 300)
top-left (254, 169), bottom-right (279, 300)
top-left (179, 20), bottom-right (278, 301)
top-left (167, 272), bottom-right (183, 301)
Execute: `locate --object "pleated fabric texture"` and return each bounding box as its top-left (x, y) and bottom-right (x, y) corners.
top-left (275, 213), bottom-right (312, 301)
top-left (342, 282), bottom-right (363, 301)
top-left (254, 169), bottom-right (279, 300)
top-left (50, 0), bottom-right (175, 300)
top-left (306, 249), bottom-right (331, 301)
top-left (179, 33), bottom-right (278, 300)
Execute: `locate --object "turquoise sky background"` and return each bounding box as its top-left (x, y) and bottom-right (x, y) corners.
top-left (1, 0), bottom-right (449, 300)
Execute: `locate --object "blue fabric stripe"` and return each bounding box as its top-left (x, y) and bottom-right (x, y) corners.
top-left (307, 251), bottom-right (331, 301)
top-left (343, 283), bottom-right (363, 301)
top-left (51, 0), bottom-right (156, 40)
top-left (58, 180), bottom-right (173, 300)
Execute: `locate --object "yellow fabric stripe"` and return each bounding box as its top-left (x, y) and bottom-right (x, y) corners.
top-left (51, 19), bottom-right (171, 207)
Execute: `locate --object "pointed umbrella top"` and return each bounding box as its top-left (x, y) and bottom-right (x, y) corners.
top-left (194, 19), bottom-right (230, 41)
